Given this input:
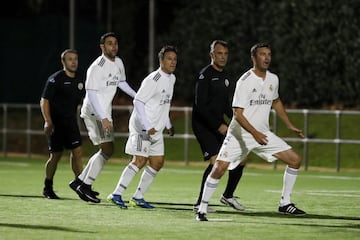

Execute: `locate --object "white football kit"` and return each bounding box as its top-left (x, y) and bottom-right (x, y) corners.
top-left (81, 55), bottom-right (127, 145)
top-left (217, 69), bottom-right (291, 169)
top-left (125, 68), bottom-right (176, 157)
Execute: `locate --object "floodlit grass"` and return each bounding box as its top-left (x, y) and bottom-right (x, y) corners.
top-left (1, 107), bottom-right (359, 169)
top-left (0, 156), bottom-right (359, 240)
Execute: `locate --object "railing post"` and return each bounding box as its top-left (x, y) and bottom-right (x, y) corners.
top-left (2, 104), bottom-right (8, 157)
top-left (272, 109), bottom-right (277, 170)
top-left (335, 110), bottom-right (341, 172)
top-left (303, 109), bottom-right (309, 171)
top-left (184, 107), bottom-right (190, 165)
top-left (26, 104), bottom-right (32, 158)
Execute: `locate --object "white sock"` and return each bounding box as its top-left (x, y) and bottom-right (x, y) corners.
top-left (78, 161), bottom-right (91, 182)
top-left (198, 176), bottom-right (219, 213)
top-left (133, 166), bottom-right (158, 199)
top-left (280, 166), bottom-right (298, 206)
top-left (82, 151), bottom-right (108, 185)
top-left (113, 163), bottom-right (139, 195)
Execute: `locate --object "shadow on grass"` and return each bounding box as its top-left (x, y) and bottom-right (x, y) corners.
top-left (0, 193), bottom-right (75, 200)
top-left (151, 201), bottom-right (360, 222)
top-left (2, 194), bottom-right (359, 224)
top-left (0, 222), bottom-right (95, 233)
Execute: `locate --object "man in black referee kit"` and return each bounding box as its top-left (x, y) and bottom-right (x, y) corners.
top-left (192, 40), bottom-right (246, 211)
top-left (40, 49), bottom-right (85, 199)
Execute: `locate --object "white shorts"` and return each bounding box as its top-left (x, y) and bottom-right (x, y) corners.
top-left (217, 131), bottom-right (291, 170)
top-left (82, 116), bottom-right (114, 146)
top-left (125, 131), bottom-right (164, 157)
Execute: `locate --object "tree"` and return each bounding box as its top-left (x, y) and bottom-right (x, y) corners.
top-left (158, 0), bottom-right (360, 107)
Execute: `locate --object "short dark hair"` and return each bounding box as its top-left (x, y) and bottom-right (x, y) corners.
top-left (250, 42), bottom-right (271, 56)
top-left (99, 32), bottom-right (118, 44)
top-left (210, 40), bottom-right (228, 53)
top-left (158, 45), bottom-right (177, 59)
top-left (61, 49), bottom-right (77, 60)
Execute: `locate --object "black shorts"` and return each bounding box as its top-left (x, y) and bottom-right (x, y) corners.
top-left (48, 119), bottom-right (82, 152)
top-left (192, 119), bottom-right (225, 160)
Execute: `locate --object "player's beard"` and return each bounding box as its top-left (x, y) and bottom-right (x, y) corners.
top-left (104, 49), bottom-right (117, 61)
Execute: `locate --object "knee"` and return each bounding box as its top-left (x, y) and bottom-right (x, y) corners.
top-left (148, 156), bottom-right (164, 171)
top-left (211, 162), bottom-right (227, 179)
top-left (132, 156), bottom-right (147, 169)
top-left (290, 154), bottom-right (302, 169)
top-left (100, 143), bottom-right (114, 157)
top-left (150, 161), bottom-right (164, 171)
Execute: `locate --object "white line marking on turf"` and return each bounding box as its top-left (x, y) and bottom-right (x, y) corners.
top-left (161, 169), bottom-right (360, 180)
top-left (208, 218), bottom-right (233, 222)
top-left (0, 161), bottom-right (30, 167)
top-left (266, 189), bottom-right (360, 198)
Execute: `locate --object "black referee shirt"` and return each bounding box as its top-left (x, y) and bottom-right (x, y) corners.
top-left (41, 70), bottom-right (85, 120)
top-left (192, 64), bottom-right (233, 131)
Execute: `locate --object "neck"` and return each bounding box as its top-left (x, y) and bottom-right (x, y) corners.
top-left (64, 69), bottom-right (75, 78)
top-left (160, 67), bottom-right (172, 76)
top-left (211, 63), bottom-right (224, 72)
top-left (103, 54), bottom-right (115, 62)
top-left (252, 67), bottom-right (266, 79)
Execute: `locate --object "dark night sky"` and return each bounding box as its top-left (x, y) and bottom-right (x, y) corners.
top-left (0, 0), bottom-right (176, 103)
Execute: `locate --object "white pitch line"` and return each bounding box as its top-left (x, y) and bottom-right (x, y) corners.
top-left (208, 218), bottom-right (234, 222)
top-left (161, 169), bottom-right (360, 180)
top-left (265, 189), bottom-right (360, 198)
top-left (0, 161), bottom-right (30, 167)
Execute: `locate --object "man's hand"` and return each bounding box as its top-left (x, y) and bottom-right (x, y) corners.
top-left (289, 126), bottom-right (304, 138)
top-left (252, 130), bottom-right (268, 145)
top-left (147, 128), bottom-right (158, 135)
top-left (44, 121), bottom-right (54, 137)
top-left (101, 118), bottom-right (113, 135)
top-left (218, 124), bottom-right (228, 135)
top-left (167, 126), bottom-right (175, 136)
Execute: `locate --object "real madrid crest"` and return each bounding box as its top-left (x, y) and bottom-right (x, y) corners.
top-left (225, 79), bottom-right (229, 87)
top-left (269, 84), bottom-right (273, 91)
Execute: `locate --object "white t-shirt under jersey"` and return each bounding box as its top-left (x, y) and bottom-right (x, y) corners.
top-left (128, 68), bottom-right (176, 133)
top-left (229, 69), bottom-right (279, 136)
top-left (81, 54), bottom-right (127, 120)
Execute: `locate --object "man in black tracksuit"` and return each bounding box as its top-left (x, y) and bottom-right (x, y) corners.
top-left (192, 40), bottom-right (245, 211)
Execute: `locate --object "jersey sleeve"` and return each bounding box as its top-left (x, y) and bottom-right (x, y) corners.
top-left (85, 64), bottom-right (102, 90)
top-left (116, 58), bottom-right (127, 82)
top-left (272, 75), bottom-right (279, 100)
top-left (135, 75), bottom-right (156, 103)
top-left (232, 78), bottom-right (250, 109)
top-left (41, 76), bottom-right (57, 100)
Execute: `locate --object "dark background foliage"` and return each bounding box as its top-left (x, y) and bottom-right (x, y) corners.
top-left (1, 0), bottom-right (359, 108)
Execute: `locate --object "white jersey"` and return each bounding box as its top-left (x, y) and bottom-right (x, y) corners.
top-left (229, 69), bottom-right (279, 135)
top-left (81, 54), bottom-right (127, 120)
top-left (129, 68), bottom-right (176, 133)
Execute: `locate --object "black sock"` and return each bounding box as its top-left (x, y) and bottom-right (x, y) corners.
top-left (44, 178), bottom-right (53, 189)
top-left (223, 164), bottom-right (245, 198)
top-left (195, 163), bottom-right (213, 205)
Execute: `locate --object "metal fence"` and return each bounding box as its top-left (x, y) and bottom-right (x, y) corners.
top-left (1, 103), bottom-right (359, 171)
